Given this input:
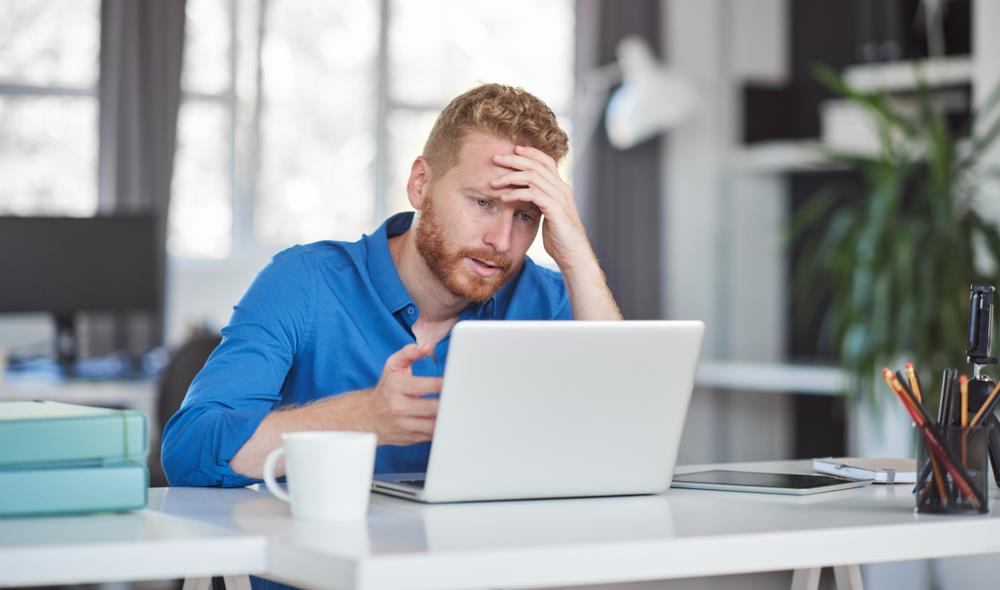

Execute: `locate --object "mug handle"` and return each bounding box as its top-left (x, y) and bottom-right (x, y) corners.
top-left (263, 447), bottom-right (291, 503)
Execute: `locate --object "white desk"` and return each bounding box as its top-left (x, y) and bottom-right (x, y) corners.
top-left (0, 488), bottom-right (267, 586)
top-left (6, 461), bottom-right (1000, 589)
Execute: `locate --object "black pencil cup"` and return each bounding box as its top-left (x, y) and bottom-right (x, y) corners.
top-left (915, 424), bottom-right (992, 514)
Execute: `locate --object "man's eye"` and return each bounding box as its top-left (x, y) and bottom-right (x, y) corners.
top-left (476, 198), bottom-right (492, 208)
top-left (517, 212), bottom-right (536, 223)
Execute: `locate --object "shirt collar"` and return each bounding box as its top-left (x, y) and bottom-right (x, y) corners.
top-left (364, 211), bottom-right (502, 319)
top-left (365, 212), bottom-right (416, 314)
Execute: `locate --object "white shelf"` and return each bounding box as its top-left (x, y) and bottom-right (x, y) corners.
top-left (730, 140), bottom-right (846, 174)
top-left (695, 360), bottom-right (846, 395)
top-left (843, 56), bottom-right (973, 93)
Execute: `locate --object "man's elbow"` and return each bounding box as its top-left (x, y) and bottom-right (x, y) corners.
top-left (160, 415), bottom-right (223, 487)
top-left (161, 437), bottom-right (214, 486)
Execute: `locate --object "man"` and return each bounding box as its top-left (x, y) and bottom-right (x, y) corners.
top-left (162, 83), bottom-right (621, 487)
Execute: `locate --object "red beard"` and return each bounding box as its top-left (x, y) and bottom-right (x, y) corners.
top-left (414, 197), bottom-right (519, 303)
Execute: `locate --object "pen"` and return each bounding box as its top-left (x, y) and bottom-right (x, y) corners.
top-left (938, 369), bottom-right (953, 424)
top-left (896, 370), bottom-right (914, 400)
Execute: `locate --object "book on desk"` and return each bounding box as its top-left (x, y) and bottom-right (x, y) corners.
top-left (812, 457), bottom-right (916, 484)
top-left (0, 400), bottom-right (149, 517)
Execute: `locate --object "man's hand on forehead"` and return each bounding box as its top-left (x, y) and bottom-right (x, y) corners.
top-left (487, 145), bottom-right (590, 270)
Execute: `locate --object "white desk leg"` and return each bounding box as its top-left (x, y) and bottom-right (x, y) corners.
top-left (833, 565), bottom-right (863, 590)
top-left (182, 578), bottom-right (212, 590)
top-left (791, 567), bottom-right (821, 590)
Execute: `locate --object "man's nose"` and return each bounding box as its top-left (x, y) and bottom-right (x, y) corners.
top-left (484, 212), bottom-right (514, 253)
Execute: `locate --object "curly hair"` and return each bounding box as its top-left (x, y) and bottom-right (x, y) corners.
top-left (422, 83), bottom-right (569, 175)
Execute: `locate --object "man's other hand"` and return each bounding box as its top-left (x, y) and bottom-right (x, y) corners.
top-left (364, 342), bottom-right (441, 445)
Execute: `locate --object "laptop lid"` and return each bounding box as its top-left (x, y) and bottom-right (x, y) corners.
top-left (396, 320), bottom-right (704, 503)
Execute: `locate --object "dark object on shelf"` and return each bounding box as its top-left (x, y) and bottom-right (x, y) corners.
top-left (0, 215), bottom-right (159, 373)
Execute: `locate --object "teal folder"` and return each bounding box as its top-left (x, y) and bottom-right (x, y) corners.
top-left (0, 462), bottom-right (148, 517)
top-left (0, 401), bottom-right (148, 468)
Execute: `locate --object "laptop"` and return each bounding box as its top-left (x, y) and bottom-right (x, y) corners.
top-left (372, 320), bottom-right (705, 503)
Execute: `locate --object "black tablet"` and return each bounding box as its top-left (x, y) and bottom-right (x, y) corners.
top-left (671, 470), bottom-right (872, 495)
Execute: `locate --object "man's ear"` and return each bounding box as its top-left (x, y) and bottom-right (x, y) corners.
top-left (407, 156), bottom-right (433, 210)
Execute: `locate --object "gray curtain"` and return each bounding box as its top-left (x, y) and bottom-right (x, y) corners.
top-left (87, 0), bottom-right (186, 358)
top-left (575, 0), bottom-right (663, 319)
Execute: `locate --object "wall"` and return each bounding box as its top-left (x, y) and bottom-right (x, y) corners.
top-left (164, 253), bottom-right (271, 346)
top-left (663, 0), bottom-right (794, 465)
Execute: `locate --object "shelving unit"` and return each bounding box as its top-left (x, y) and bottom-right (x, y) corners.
top-left (843, 56), bottom-right (973, 93)
top-left (695, 360), bottom-right (845, 396)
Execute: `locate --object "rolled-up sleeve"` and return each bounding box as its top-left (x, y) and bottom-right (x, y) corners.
top-left (161, 247), bottom-right (314, 487)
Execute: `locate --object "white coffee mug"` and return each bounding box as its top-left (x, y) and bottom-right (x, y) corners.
top-left (263, 431), bottom-right (377, 521)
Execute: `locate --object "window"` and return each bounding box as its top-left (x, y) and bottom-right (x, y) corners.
top-left (385, 0), bottom-right (575, 215)
top-left (169, 0), bottom-right (241, 259)
top-left (0, 0), bottom-right (100, 217)
top-left (255, 1), bottom-right (379, 247)
top-left (170, 0), bottom-right (575, 263)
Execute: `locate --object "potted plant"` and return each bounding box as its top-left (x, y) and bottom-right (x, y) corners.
top-left (791, 64), bottom-right (1000, 418)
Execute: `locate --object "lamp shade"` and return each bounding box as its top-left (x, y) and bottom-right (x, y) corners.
top-left (605, 36), bottom-right (697, 150)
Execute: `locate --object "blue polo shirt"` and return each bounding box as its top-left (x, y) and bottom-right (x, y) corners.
top-left (161, 212), bottom-right (572, 487)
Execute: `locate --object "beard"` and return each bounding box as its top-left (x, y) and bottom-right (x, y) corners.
top-left (414, 195), bottom-right (519, 303)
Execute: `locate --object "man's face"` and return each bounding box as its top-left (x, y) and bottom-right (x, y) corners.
top-left (413, 132), bottom-right (542, 302)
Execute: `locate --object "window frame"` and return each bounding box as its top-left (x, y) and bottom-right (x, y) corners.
top-left (171, 0), bottom-right (573, 265)
top-left (0, 10), bottom-right (100, 217)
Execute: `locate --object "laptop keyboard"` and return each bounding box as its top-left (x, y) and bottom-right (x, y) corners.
top-left (398, 479), bottom-right (426, 488)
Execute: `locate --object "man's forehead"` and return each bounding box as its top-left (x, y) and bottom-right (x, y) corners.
top-left (454, 131), bottom-right (516, 169)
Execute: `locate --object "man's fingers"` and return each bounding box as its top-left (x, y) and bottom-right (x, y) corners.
top-left (386, 393), bottom-right (439, 418)
top-left (500, 188), bottom-right (559, 214)
top-left (493, 152), bottom-right (561, 180)
top-left (491, 171), bottom-right (564, 202)
top-left (384, 342), bottom-right (433, 372)
top-left (402, 397), bottom-right (439, 418)
top-left (492, 153), bottom-right (546, 174)
top-left (398, 417), bottom-right (436, 436)
top-left (397, 375), bottom-right (444, 396)
top-left (513, 144), bottom-right (560, 174)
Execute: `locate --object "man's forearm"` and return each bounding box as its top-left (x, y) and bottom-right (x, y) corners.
top-left (229, 389), bottom-right (373, 479)
top-left (562, 255), bottom-right (623, 320)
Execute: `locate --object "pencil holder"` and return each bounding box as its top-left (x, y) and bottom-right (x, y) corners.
top-left (914, 424), bottom-right (992, 514)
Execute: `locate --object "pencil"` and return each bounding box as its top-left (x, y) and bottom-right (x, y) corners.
top-left (905, 362), bottom-right (923, 404)
top-left (928, 453), bottom-right (949, 509)
top-left (960, 375), bottom-right (969, 467)
top-left (961, 375), bottom-right (969, 427)
top-left (969, 379), bottom-right (1000, 427)
top-left (884, 369), bottom-right (932, 425)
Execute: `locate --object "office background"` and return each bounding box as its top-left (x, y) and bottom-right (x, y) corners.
top-left (2, 0), bottom-right (999, 482)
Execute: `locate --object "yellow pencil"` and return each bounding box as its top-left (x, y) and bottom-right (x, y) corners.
top-left (961, 375), bottom-right (969, 427)
top-left (905, 362), bottom-right (922, 404)
top-left (961, 375), bottom-right (969, 467)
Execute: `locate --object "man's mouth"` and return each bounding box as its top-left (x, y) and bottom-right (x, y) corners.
top-left (467, 256), bottom-right (502, 278)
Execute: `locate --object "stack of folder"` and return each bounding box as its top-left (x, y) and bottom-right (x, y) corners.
top-left (0, 400), bottom-right (149, 517)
